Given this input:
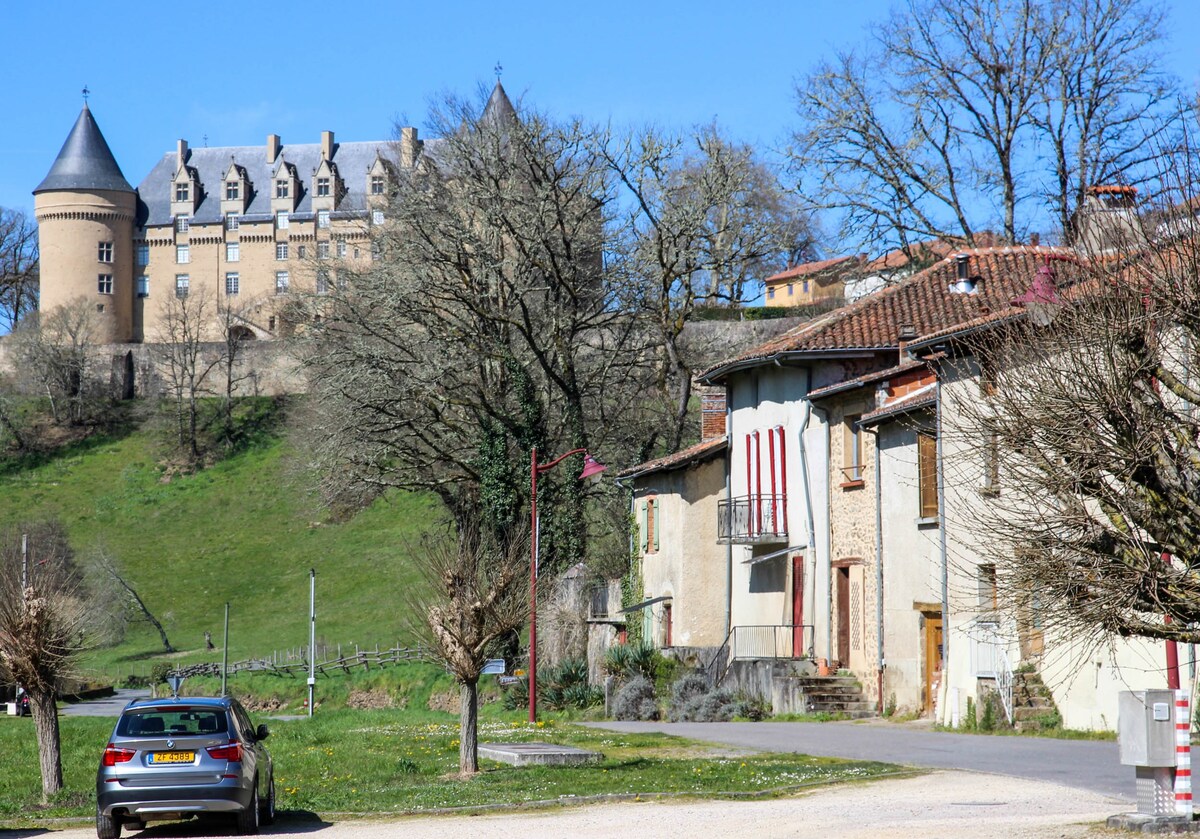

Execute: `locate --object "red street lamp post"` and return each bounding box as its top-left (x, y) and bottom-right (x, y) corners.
top-left (529, 447), bottom-right (606, 723)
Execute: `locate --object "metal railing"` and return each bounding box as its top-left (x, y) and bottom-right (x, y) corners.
top-left (718, 494), bottom-right (788, 543)
top-left (704, 624), bottom-right (814, 687)
top-left (968, 619), bottom-right (1015, 725)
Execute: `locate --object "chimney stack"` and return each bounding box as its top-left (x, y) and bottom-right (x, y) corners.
top-left (176, 139), bottom-right (188, 169)
top-left (321, 130), bottom-right (335, 161)
top-left (700, 387), bottom-right (727, 442)
top-left (267, 134), bottom-right (281, 163)
top-left (400, 127), bottom-right (419, 169)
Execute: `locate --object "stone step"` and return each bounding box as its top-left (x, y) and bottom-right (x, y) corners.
top-left (792, 684), bottom-right (864, 697)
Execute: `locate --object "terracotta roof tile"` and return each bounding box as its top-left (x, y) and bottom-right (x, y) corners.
top-left (703, 246), bottom-right (1079, 381)
top-left (616, 436), bottom-right (727, 480)
top-left (807, 360), bottom-right (926, 401)
top-left (765, 255), bottom-right (856, 282)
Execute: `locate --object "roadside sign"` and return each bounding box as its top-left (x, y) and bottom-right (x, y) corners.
top-left (167, 674), bottom-right (184, 697)
top-left (481, 658), bottom-right (506, 675)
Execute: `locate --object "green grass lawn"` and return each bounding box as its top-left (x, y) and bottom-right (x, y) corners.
top-left (0, 705), bottom-right (903, 826)
top-left (0, 414), bottom-right (440, 682)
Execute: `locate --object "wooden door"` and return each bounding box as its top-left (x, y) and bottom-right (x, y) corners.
top-left (792, 555), bottom-right (805, 657)
top-left (836, 567), bottom-right (850, 666)
top-left (923, 614), bottom-right (944, 714)
top-left (1018, 595), bottom-right (1045, 661)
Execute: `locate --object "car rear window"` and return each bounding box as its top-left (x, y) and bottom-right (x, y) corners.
top-left (117, 708), bottom-right (229, 737)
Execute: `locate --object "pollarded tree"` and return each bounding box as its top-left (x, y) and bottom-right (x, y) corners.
top-left (0, 522), bottom-right (106, 801)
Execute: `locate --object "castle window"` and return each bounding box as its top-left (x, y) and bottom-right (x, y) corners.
top-left (317, 241), bottom-right (330, 259)
top-left (176, 216), bottom-right (190, 233)
top-left (316, 177), bottom-right (330, 197)
top-left (353, 246), bottom-right (361, 259)
top-left (370, 175), bottom-right (385, 195)
top-left (136, 243), bottom-right (149, 266)
top-left (176, 244), bottom-right (190, 264)
top-left (97, 274), bottom-right (113, 295)
top-left (226, 214), bottom-right (240, 231)
top-left (275, 271), bottom-right (290, 295)
top-left (276, 211), bottom-right (289, 230)
top-left (175, 274), bottom-right (190, 298)
top-left (276, 243), bottom-right (289, 261)
top-left (275, 179), bottom-right (289, 199)
top-left (98, 242), bottom-right (113, 263)
top-left (225, 181), bottom-right (239, 201)
top-left (337, 240), bottom-right (347, 258)
top-left (225, 272), bottom-right (240, 295)
top-left (372, 209), bottom-right (385, 225)
top-left (175, 182), bottom-right (189, 202)
top-left (137, 276), bottom-right (149, 298)
top-left (226, 242), bottom-right (240, 262)
top-left (297, 245), bottom-right (306, 259)
top-left (316, 270), bottom-right (329, 295)
top-left (317, 210), bottom-right (330, 229)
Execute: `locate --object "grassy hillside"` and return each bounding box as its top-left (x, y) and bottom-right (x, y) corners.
top-left (0, 417), bottom-right (440, 682)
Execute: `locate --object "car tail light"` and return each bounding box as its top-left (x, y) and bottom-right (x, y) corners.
top-left (102, 744), bottom-right (135, 766)
top-left (206, 741), bottom-right (242, 762)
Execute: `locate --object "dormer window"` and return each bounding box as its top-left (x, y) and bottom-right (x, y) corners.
top-left (371, 175), bottom-right (385, 195)
top-left (225, 181), bottom-right (239, 201)
top-left (317, 177), bottom-right (330, 197)
top-left (175, 182), bottom-right (190, 202)
top-left (275, 179), bottom-right (289, 199)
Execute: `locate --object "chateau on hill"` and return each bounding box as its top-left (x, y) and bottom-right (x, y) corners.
top-left (32, 83), bottom-right (516, 344)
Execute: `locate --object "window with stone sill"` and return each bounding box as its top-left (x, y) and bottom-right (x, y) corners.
top-left (317, 241), bottom-right (329, 259)
top-left (137, 276), bottom-right (149, 298)
top-left (316, 177), bottom-right (330, 197)
top-left (275, 179), bottom-right (289, 199)
top-left (175, 274), bottom-right (190, 298)
top-left (370, 175), bottom-right (385, 195)
top-left (276, 242), bottom-right (288, 261)
top-left (98, 242), bottom-right (113, 263)
top-left (317, 210), bottom-right (330, 229)
top-left (175, 182), bottom-right (189, 202)
top-left (226, 214), bottom-right (239, 231)
top-left (226, 181), bottom-right (239, 201)
top-left (176, 244), bottom-right (190, 264)
top-left (176, 216), bottom-right (190, 233)
top-left (136, 244), bottom-right (149, 266)
top-left (226, 242), bottom-right (239, 262)
top-left (97, 273), bottom-right (113, 295)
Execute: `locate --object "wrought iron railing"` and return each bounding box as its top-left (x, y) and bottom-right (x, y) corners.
top-left (718, 494), bottom-right (787, 543)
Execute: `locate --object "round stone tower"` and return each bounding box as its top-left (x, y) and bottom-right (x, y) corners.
top-left (33, 103), bottom-right (136, 343)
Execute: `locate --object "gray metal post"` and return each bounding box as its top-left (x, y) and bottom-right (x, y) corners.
top-left (308, 569), bottom-right (316, 718)
top-left (20, 534), bottom-right (27, 591)
top-left (221, 602), bottom-right (229, 696)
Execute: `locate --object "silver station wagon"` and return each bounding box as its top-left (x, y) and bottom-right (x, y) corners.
top-left (95, 696), bottom-right (275, 838)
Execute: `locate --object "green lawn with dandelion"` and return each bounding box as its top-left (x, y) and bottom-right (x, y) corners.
top-left (0, 708), bottom-right (903, 826)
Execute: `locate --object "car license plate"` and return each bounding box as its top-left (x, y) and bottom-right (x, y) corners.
top-left (151, 751), bottom-right (195, 764)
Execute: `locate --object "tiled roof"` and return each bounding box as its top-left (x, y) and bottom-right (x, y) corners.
top-left (702, 246), bottom-right (1078, 381)
top-left (615, 437), bottom-right (727, 481)
top-left (807, 360), bottom-right (926, 401)
top-left (860, 389), bottom-right (936, 426)
top-left (765, 255), bottom-right (856, 283)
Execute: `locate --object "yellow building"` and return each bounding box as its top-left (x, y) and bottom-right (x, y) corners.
top-left (33, 84), bottom-right (518, 343)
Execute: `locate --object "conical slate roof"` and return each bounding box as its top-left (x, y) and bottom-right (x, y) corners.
top-left (481, 81), bottom-right (517, 124)
top-left (34, 104), bottom-right (133, 194)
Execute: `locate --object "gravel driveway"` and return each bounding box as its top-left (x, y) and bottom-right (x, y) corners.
top-left (13, 770), bottom-right (1125, 839)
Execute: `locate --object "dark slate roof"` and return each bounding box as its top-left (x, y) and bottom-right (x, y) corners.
top-left (482, 81), bottom-right (517, 125)
top-left (34, 104), bottom-right (133, 194)
top-left (701, 246), bottom-right (1080, 382)
top-left (135, 137), bottom-right (445, 227)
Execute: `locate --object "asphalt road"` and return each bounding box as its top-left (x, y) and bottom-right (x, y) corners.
top-left (587, 720), bottom-right (1132, 801)
top-left (59, 688), bottom-right (150, 717)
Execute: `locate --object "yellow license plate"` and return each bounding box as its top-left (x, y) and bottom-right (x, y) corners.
top-left (152, 751), bottom-right (194, 764)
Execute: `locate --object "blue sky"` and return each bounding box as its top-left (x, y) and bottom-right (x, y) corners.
top-left (3, 0), bottom-right (1198, 220)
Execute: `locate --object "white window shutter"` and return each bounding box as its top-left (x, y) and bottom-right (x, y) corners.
top-left (639, 501), bottom-right (649, 552)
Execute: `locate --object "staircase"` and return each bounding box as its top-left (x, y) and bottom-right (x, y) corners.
top-left (1010, 669), bottom-right (1060, 731)
top-left (773, 673), bottom-right (875, 718)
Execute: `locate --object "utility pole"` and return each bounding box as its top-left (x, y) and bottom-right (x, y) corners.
top-left (221, 602), bottom-right (230, 696)
top-left (308, 569), bottom-right (316, 718)
top-left (20, 534), bottom-right (28, 591)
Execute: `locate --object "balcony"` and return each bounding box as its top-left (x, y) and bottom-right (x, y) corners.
top-left (718, 494), bottom-right (787, 544)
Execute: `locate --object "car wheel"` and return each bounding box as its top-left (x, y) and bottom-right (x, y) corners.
top-left (236, 785), bottom-right (259, 835)
top-left (96, 807), bottom-right (121, 839)
top-left (259, 775), bottom-right (276, 825)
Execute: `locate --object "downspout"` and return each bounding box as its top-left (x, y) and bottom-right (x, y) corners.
top-left (725, 385), bottom-right (733, 638)
top-left (810, 400), bottom-right (833, 664)
top-left (936, 374), bottom-right (949, 718)
top-left (797, 398), bottom-right (817, 656)
top-left (869, 424), bottom-right (885, 715)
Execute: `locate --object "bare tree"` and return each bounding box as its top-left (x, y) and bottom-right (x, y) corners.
top-left (9, 298), bottom-right (109, 426)
top-left (0, 522), bottom-right (104, 801)
top-left (943, 204), bottom-right (1200, 643)
top-left (0, 207), bottom-right (38, 334)
top-left (301, 89), bottom-right (640, 571)
top-left (409, 513), bottom-right (529, 775)
top-left (792, 0), bottom-right (1190, 250)
top-left (154, 288), bottom-right (218, 464)
top-left (213, 294), bottom-right (261, 449)
top-left (89, 548), bottom-right (174, 653)
top-left (606, 125), bottom-right (812, 452)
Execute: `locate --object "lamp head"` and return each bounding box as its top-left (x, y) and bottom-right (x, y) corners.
top-left (578, 454), bottom-right (607, 484)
